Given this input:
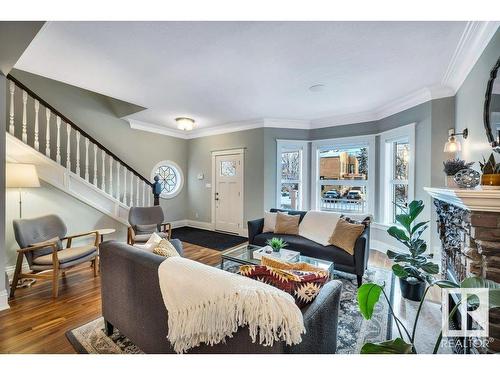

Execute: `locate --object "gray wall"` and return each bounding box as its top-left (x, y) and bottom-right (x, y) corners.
top-left (457, 27), bottom-right (500, 164)
top-left (187, 128), bottom-right (265, 223)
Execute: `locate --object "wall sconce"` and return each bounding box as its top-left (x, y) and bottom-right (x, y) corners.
top-left (444, 128), bottom-right (468, 153)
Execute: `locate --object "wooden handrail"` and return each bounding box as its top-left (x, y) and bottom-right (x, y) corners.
top-left (7, 74), bottom-right (153, 187)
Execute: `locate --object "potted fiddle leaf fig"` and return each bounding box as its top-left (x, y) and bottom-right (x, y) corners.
top-left (386, 200), bottom-right (439, 301)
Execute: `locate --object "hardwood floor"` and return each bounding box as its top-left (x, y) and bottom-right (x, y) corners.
top-left (0, 244), bottom-right (437, 353)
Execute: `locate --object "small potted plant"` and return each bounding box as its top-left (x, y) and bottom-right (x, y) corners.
top-left (386, 200), bottom-right (439, 301)
top-left (479, 153), bottom-right (500, 189)
top-left (266, 237), bottom-right (288, 253)
top-left (443, 158), bottom-right (474, 188)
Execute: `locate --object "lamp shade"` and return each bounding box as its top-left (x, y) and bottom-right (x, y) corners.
top-left (443, 138), bottom-right (461, 153)
top-left (6, 163), bottom-right (40, 188)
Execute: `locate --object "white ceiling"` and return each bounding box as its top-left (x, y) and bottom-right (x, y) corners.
top-left (14, 21), bottom-right (491, 135)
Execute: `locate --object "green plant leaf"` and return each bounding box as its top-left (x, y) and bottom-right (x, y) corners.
top-left (392, 264), bottom-right (409, 278)
top-left (386, 249), bottom-right (402, 259)
top-left (408, 200), bottom-right (424, 223)
top-left (387, 226), bottom-right (409, 243)
top-left (461, 277), bottom-right (500, 308)
top-left (395, 214), bottom-right (412, 232)
top-left (421, 262), bottom-right (439, 275)
top-left (357, 283), bottom-right (383, 320)
top-left (360, 338), bottom-right (414, 354)
top-left (432, 280), bottom-right (459, 288)
top-left (410, 221), bottom-right (429, 235)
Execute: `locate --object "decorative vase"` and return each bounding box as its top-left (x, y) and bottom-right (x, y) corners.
top-left (272, 247), bottom-right (281, 253)
top-left (481, 174), bottom-right (500, 189)
top-left (399, 278), bottom-right (426, 301)
top-left (445, 175), bottom-right (458, 188)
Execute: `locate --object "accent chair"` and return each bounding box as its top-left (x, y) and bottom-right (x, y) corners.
top-left (11, 214), bottom-right (99, 298)
top-left (127, 206), bottom-right (172, 245)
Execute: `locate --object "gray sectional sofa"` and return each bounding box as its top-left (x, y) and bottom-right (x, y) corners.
top-left (248, 208), bottom-right (370, 286)
top-left (100, 240), bottom-right (343, 354)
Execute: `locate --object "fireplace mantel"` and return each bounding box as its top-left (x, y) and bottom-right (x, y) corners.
top-left (424, 187), bottom-right (500, 213)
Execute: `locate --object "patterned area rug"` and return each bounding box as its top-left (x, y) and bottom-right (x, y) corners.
top-left (66, 266), bottom-right (394, 354)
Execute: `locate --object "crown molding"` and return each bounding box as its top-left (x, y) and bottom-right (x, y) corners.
top-left (442, 21), bottom-right (500, 93)
top-left (128, 119), bottom-right (189, 139)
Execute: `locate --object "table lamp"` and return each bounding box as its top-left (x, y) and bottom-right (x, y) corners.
top-left (6, 163), bottom-right (40, 218)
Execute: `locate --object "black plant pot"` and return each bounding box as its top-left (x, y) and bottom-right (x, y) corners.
top-left (399, 278), bottom-right (426, 302)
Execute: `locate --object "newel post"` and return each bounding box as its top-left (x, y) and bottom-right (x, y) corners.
top-left (152, 175), bottom-right (161, 206)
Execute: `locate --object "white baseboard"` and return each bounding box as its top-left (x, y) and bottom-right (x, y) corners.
top-left (170, 219), bottom-right (188, 228)
top-left (0, 289), bottom-right (10, 311)
top-left (186, 220), bottom-right (214, 231)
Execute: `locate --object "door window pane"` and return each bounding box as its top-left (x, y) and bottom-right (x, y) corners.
top-left (281, 151), bottom-right (300, 180)
top-left (280, 183), bottom-right (299, 210)
top-left (220, 160), bottom-right (236, 176)
top-left (394, 141), bottom-right (409, 180)
top-left (392, 184), bottom-right (408, 222)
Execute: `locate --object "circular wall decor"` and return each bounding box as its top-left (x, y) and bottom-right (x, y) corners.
top-left (453, 168), bottom-right (480, 189)
top-left (151, 160), bottom-right (184, 199)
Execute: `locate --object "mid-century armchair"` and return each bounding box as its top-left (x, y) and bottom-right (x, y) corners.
top-left (11, 214), bottom-right (99, 299)
top-left (127, 206), bottom-right (172, 245)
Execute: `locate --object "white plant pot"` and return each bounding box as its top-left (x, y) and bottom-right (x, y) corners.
top-left (445, 175), bottom-right (458, 188)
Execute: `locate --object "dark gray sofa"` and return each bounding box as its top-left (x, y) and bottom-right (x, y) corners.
top-left (100, 240), bottom-right (343, 354)
top-left (248, 208), bottom-right (370, 287)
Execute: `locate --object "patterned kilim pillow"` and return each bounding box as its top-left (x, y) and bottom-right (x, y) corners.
top-left (239, 264), bottom-right (329, 307)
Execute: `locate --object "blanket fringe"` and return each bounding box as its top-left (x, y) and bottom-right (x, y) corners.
top-left (167, 288), bottom-right (305, 353)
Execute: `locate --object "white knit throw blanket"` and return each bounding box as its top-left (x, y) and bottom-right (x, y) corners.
top-left (158, 257), bottom-right (305, 353)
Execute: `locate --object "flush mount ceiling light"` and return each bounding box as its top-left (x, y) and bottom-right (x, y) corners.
top-left (444, 128), bottom-right (468, 153)
top-left (309, 84), bottom-right (326, 92)
top-left (176, 117), bottom-right (196, 131)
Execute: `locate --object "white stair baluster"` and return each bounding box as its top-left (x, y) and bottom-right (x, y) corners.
top-left (76, 132), bottom-right (81, 176)
top-left (101, 151), bottom-right (106, 191)
top-left (109, 158), bottom-right (113, 197)
top-left (85, 138), bottom-right (90, 181)
top-left (34, 100), bottom-right (40, 151)
top-left (142, 183), bottom-right (146, 206)
top-left (56, 116), bottom-right (61, 163)
top-left (136, 177), bottom-right (140, 206)
top-left (116, 163), bottom-right (121, 202)
top-left (8, 81), bottom-right (15, 135)
top-left (123, 168), bottom-right (127, 205)
top-left (45, 108), bottom-right (51, 157)
top-left (93, 144), bottom-right (98, 186)
top-left (21, 90), bottom-right (28, 143)
top-left (129, 172), bottom-right (134, 206)
top-left (66, 123), bottom-right (71, 170)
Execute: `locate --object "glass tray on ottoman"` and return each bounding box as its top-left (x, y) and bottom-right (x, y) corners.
top-left (252, 246), bottom-right (300, 262)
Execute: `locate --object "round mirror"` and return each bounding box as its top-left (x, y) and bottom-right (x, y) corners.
top-left (484, 57), bottom-right (500, 153)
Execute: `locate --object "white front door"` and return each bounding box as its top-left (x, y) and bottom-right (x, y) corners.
top-left (214, 153), bottom-right (243, 234)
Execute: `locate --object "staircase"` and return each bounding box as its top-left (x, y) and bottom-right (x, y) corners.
top-left (5, 75), bottom-right (157, 225)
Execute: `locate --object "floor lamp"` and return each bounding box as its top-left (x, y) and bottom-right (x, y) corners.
top-left (6, 163), bottom-right (40, 218)
top-left (6, 163), bottom-right (40, 290)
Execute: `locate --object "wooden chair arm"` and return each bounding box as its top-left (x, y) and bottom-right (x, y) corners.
top-left (62, 230), bottom-right (99, 247)
top-left (18, 242), bottom-right (58, 254)
top-left (161, 222), bottom-right (172, 240)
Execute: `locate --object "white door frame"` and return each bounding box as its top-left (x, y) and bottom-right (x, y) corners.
top-left (211, 148), bottom-right (245, 236)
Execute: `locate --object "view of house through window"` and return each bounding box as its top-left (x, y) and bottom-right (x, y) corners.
top-left (390, 140), bottom-right (410, 222)
top-left (280, 149), bottom-right (302, 210)
top-left (318, 146), bottom-right (368, 213)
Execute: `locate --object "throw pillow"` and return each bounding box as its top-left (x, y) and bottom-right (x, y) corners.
top-left (298, 211), bottom-right (341, 246)
top-left (329, 218), bottom-right (365, 255)
top-left (341, 214), bottom-right (371, 228)
top-left (134, 232), bottom-right (163, 252)
top-left (274, 211), bottom-right (299, 235)
top-left (239, 264), bottom-right (329, 307)
top-left (262, 211), bottom-right (278, 233)
top-left (153, 239), bottom-right (180, 258)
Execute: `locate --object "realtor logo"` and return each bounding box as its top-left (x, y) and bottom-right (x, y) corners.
top-left (442, 288), bottom-right (489, 338)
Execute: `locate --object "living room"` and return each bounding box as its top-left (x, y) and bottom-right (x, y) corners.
top-left (1, 0), bottom-right (500, 372)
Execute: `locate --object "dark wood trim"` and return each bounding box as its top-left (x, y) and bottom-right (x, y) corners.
top-left (483, 57), bottom-right (500, 153)
top-left (7, 74), bottom-right (153, 187)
